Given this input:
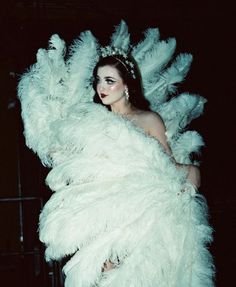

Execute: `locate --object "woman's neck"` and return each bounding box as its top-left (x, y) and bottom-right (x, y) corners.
top-left (110, 99), bottom-right (137, 116)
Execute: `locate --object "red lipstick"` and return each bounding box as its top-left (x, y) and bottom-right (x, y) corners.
top-left (101, 93), bottom-right (108, 98)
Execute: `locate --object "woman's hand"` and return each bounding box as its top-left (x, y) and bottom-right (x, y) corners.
top-left (186, 165), bottom-right (201, 189)
top-left (101, 260), bottom-right (115, 272)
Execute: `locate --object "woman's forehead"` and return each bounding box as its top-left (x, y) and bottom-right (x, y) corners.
top-left (97, 65), bottom-right (121, 78)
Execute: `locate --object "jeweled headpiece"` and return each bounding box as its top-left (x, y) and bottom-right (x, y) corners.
top-left (100, 46), bottom-right (136, 79)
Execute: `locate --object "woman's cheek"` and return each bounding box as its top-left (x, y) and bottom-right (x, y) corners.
top-left (110, 82), bottom-right (123, 91)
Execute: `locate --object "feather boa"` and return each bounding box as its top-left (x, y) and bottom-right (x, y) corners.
top-left (39, 103), bottom-right (215, 287)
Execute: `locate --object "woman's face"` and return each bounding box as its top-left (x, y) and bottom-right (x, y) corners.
top-left (96, 65), bottom-right (127, 105)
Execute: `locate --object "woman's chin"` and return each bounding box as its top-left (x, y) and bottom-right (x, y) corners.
top-left (101, 98), bottom-right (111, 105)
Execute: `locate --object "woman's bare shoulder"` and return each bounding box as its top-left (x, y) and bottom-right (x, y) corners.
top-left (137, 110), bottom-right (164, 126)
top-left (130, 109), bottom-right (166, 137)
top-left (137, 110), bottom-right (171, 154)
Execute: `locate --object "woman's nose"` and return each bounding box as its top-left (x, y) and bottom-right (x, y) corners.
top-left (97, 83), bottom-right (106, 92)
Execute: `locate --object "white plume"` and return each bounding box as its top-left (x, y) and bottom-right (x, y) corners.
top-left (157, 93), bottom-right (207, 139)
top-left (66, 31), bottom-right (100, 104)
top-left (138, 37), bottom-right (176, 78)
top-left (110, 19), bottom-right (130, 52)
top-left (171, 131), bottom-right (205, 164)
top-left (17, 34), bottom-right (68, 166)
top-left (145, 53), bottom-right (193, 109)
top-left (132, 28), bottom-right (160, 62)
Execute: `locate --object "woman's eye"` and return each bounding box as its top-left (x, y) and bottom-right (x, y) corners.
top-left (106, 79), bottom-right (115, 84)
top-left (95, 77), bottom-right (115, 85)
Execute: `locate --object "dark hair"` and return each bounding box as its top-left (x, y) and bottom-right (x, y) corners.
top-left (93, 55), bottom-right (150, 111)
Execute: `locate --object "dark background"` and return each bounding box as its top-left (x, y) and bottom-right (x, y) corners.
top-left (0, 1), bottom-right (235, 286)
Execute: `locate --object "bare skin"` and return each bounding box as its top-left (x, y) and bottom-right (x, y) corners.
top-left (101, 260), bottom-right (116, 272)
top-left (124, 109), bottom-right (201, 188)
top-left (97, 65), bottom-right (201, 272)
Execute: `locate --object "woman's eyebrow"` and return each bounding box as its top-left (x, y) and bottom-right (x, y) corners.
top-left (96, 75), bottom-right (117, 80)
top-left (104, 76), bottom-right (116, 80)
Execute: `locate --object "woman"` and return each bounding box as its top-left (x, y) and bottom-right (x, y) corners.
top-left (18, 22), bottom-right (215, 286)
top-left (93, 55), bottom-right (202, 272)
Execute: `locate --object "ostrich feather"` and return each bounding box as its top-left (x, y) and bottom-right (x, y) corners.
top-left (66, 31), bottom-right (100, 103)
top-left (110, 20), bottom-right (130, 52)
top-left (36, 39), bottom-right (67, 101)
top-left (157, 93), bottom-right (207, 139)
top-left (161, 53), bottom-right (193, 94)
top-left (17, 35), bottom-right (68, 166)
top-left (171, 131), bottom-right (205, 164)
top-left (138, 37), bottom-right (176, 78)
top-left (48, 33), bottom-right (66, 62)
top-left (144, 53), bottom-right (193, 109)
top-left (132, 28), bottom-right (160, 62)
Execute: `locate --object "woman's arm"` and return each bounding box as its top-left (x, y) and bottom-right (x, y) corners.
top-left (144, 112), bottom-right (201, 188)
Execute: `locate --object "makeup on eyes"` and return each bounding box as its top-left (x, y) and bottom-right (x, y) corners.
top-left (96, 76), bottom-right (117, 84)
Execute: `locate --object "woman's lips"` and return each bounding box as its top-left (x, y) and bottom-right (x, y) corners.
top-left (101, 93), bottom-right (108, 98)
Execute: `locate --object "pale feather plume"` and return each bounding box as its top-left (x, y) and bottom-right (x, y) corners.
top-left (171, 131), bottom-right (205, 164)
top-left (66, 31), bottom-right (100, 103)
top-left (138, 38), bottom-right (176, 78)
top-left (132, 28), bottom-right (160, 62)
top-left (17, 35), bottom-right (68, 166)
top-left (157, 93), bottom-right (207, 139)
top-left (144, 53), bottom-right (193, 109)
top-left (110, 20), bottom-right (130, 52)
top-left (48, 34), bottom-right (66, 62)
top-left (161, 53), bottom-right (193, 94)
